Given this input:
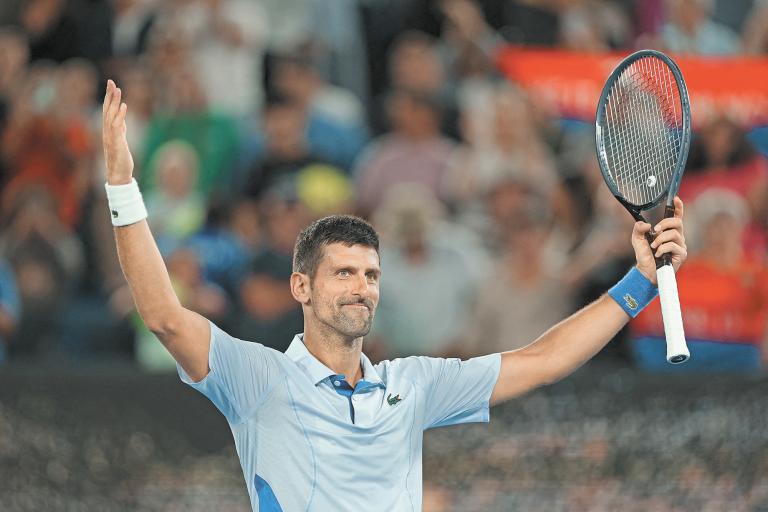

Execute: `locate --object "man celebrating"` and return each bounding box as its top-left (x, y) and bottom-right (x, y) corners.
top-left (102, 80), bottom-right (687, 510)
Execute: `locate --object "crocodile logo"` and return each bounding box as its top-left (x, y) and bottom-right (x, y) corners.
top-left (387, 393), bottom-right (402, 406)
top-left (623, 293), bottom-right (638, 310)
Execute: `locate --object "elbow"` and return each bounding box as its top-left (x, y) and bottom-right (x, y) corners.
top-left (142, 309), bottom-right (183, 338)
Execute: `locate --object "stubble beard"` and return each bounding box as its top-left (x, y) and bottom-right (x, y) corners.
top-left (332, 305), bottom-right (374, 339)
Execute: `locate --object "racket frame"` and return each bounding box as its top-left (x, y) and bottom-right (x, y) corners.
top-left (594, 49), bottom-right (692, 364)
top-left (595, 49), bottom-right (692, 217)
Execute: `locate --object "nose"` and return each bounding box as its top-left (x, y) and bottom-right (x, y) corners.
top-left (350, 274), bottom-right (369, 297)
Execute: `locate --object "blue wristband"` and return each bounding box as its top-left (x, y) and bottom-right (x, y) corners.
top-left (608, 267), bottom-right (659, 318)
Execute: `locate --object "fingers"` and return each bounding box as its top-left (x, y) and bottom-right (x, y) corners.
top-left (653, 241), bottom-right (687, 260)
top-left (653, 216), bottom-right (683, 234)
top-left (115, 102), bottom-right (128, 127)
top-left (632, 221), bottom-right (652, 239)
top-left (103, 80), bottom-right (122, 127)
top-left (673, 196), bottom-right (684, 219)
top-left (650, 227), bottom-right (683, 246)
top-left (102, 79), bottom-right (114, 116)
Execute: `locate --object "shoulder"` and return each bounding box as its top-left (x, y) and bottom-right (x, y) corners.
top-left (210, 322), bottom-right (290, 366)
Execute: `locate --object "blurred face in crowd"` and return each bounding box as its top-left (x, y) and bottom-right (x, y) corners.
top-left (666, 0), bottom-right (710, 31)
top-left (387, 91), bottom-right (441, 139)
top-left (167, 248), bottom-right (202, 286)
top-left (486, 178), bottom-right (531, 228)
top-left (305, 243), bottom-right (380, 340)
top-left (155, 143), bottom-right (199, 199)
top-left (122, 65), bottom-right (155, 116)
top-left (389, 35), bottom-right (444, 93)
top-left (493, 87), bottom-right (532, 148)
top-left (56, 59), bottom-right (97, 114)
top-left (701, 212), bottom-right (744, 257)
top-left (0, 30), bottom-right (29, 93)
top-left (20, 0), bottom-right (65, 37)
top-left (701, 117), bottom-right (741, 168)
top-left (273, 59), bottom-right (317, 105)
top-left (263, 198), bottom-right (308, 255)
top-left (165, 67), bottom-right (206, 112)
top-left (264, 102), bottom-right (306, 157)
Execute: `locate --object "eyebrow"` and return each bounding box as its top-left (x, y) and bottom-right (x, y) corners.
top-left (332, 265), bottom-right (381, 276)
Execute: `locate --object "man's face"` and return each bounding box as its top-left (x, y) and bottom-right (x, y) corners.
top-left (308, 243), bottom-right (381, 340)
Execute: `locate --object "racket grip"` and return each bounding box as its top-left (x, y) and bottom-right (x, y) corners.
top-left (656, 264), bottom-right (689, 364)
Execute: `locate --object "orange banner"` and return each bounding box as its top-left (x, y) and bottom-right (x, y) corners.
top-left (497, 47), bottom-right (768, 128)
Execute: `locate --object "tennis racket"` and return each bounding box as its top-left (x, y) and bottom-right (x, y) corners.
top-left (594, 49), bottom-right (691, 364)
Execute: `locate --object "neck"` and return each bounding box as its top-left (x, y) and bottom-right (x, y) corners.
top-left (303, 321), bottom-right (364, 387)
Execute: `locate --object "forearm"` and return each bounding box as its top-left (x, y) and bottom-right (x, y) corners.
top-left (490, 294), bottom-right (628, 404)
top-left (114, 220), bottom-right (182, 333)
top-left (522, 295), bottom-right (627, 384)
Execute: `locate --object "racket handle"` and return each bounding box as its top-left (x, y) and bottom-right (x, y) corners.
top-left (656, 264), bottom-right (689, 364)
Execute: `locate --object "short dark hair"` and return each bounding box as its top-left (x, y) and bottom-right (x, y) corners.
top-left (293, 215), bottom-right (379, 277)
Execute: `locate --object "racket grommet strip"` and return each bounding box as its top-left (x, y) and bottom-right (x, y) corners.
top-left (607, 267), bottom-right (659, 318)
top-left (105, 178), bottom-right (148, 227)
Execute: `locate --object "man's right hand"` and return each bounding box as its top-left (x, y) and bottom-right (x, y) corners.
top-left (102, 80), bottom-right (134, 185)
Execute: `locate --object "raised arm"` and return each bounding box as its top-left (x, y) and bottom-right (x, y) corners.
top-left (103, 80), bottom-right (210, 381)
top-left (490, 198), bottom-right (687, 404)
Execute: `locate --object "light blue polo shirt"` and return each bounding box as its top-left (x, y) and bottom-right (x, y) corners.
top-left (178, 322), bottom-right (501, 511)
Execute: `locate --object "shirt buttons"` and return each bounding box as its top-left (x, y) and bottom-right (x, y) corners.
top-left (333, 381), bottom-right (341, 387)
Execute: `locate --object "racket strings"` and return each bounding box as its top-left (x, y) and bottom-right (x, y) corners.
top-left (601, 56), bottom-right (683, 207)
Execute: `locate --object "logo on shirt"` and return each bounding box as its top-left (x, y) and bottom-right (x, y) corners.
top-left (623, 293), bottom-right (638, 310)
top-left (111, 210), bottom-right (119, 218)
top-left (387, 393), bottom-right (403, 406)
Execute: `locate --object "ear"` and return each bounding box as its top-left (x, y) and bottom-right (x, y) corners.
top-left (290, 272), bottom-right (311, 305)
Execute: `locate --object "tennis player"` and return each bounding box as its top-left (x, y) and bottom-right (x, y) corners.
top-left (102, 80), bottom-right (687, 510)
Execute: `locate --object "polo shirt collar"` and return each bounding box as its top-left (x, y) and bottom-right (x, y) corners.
top-left (285, 334), bottom-right (385, 388)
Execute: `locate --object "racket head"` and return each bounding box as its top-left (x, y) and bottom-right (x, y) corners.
top-left (595, 50), bottom-right (692, 212)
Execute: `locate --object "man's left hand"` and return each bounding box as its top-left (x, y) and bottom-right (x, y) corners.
top-left (632, 196), bottom-right (687, 285)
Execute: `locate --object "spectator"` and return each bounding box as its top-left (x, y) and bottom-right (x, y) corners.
top-left (144, 140), bottom-right (206, 255)
top-left (2, 61), bottom-right (95, 228)
top-left (0, 257), bottom-right (20, 363)
top-left (369, 185), bottom-right (476, 358)
top-left (184, 199), bottom-right (252, 297)
top-left (119, 61), bottom-right (156, 165)
top-left (155, 0), bottom-right (268, 117)
top-left (370, 30), bottom-right (456, 136)
top-left (743, 0), bottom-right (768, 54)
top-left (139, 55), bottom-right (240, 198)
top-left (0, 187), bottom-right (83, 359)
top-left (460, 198), bottom-right (573, 357)
top-left (111, 0), bottom-right (158, 58)
top-left (240, 93), bottom-right (333, 198)
top-left (0, 27), bottom-right (29, 192)
top-left (269, 51), bottom-right (367, 170)
top-left (631, 189), bottom-right (768, 371)
top-left (558, 0), bottom-right (631, 51)
top-left (272, 51), bottom-right (367, 133)
top-left (443, 83), bottom-right (558, 216)
top-left (681, 115), bottom-right (768, 260)
top-left (303, 0), bottom-right (370, 106)
top-left (355, 88), bottom-right (457, 216)
top-left (231, 183), bottom-right (307, 351)
top-left (658, 0), bottom-right (741, 55)
top-left (18, 0), bottom-right (79, 62)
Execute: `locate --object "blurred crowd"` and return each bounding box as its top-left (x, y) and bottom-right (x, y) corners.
top-left (1, 368), bottom-right (766, 511)
top-left (0, 0), bottom-right (766, 370)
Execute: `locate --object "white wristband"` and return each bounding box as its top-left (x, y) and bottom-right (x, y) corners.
top-left (105, 178), bottom-right (148, 227)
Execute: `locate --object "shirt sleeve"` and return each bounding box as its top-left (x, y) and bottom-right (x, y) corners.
top-left (407, 353), bottom-right (501, 430)
top-left (177, 321), bottom-right (286, 424)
